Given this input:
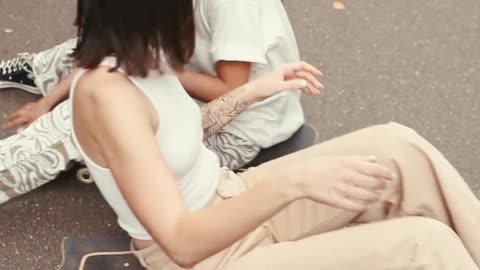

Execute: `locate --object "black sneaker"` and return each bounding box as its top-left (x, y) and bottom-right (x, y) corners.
top-left (0, 53), bottom-right (40, 94)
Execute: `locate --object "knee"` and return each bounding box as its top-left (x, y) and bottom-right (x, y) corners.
top-left (402, 217), bottom-right (474, 267)
top-left (368, 122), bottom-right (425, 147)
top-left (407, 217), bottom-right (460, 247)
top-left (374, 122), bottom-right (418, 137)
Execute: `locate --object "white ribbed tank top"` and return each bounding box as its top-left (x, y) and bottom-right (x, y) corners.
top-left (70, 57), bottom-right (220, 240)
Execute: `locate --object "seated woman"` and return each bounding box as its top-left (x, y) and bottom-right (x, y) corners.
top-left (69, 0), bottom-right (480, 269)
top-left (0, 0), bottom-right (308, 203)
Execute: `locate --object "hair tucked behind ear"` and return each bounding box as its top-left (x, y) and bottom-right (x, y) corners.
top-left (71, 0), bottom-right (195, 77)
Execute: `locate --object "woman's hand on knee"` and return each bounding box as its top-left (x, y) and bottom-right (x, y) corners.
top-left (292, 155), bottom-right (395, 212)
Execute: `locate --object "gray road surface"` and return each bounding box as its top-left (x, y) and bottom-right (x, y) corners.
top-left (0, 0), bottom-right (479, 269)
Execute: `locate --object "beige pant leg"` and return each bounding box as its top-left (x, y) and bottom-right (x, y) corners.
top-left (239, 122), bottom-right (480, 263)
top-left (226, 217), bottom-right (477, 270)
top-left (133, 123), bottom-right (480, 269)
top-left (133, 171), bottom-right (478, 270)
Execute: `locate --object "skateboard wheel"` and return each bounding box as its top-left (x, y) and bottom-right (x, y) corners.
top-left (77, 168), bottom-right (93, 184)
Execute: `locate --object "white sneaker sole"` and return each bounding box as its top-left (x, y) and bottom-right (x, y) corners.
top-left (0, 80), bottom-right (41, 95)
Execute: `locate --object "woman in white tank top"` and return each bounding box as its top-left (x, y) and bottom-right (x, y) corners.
top-left (71, 0), bottom-right (480, 269)
top-left (0, 0), bottom-right (307, 206)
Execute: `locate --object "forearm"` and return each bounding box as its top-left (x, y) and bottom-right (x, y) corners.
top-left (40, 69), bottom-right (77, 108)
top-left (180, 70), bottom-right (230, 102)
top-left (167, 175), bottom-right (299, 267)
top-left (201, 83), bottom-right (257, 140)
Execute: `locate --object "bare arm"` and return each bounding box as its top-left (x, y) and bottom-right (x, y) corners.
top-left (200, 82), bottom-right (255, 140)
top-left (200, 61), bottom-right (324, 140)
top-left (179, 61), bottom-right (250, 102)
top-left (3, 69), bottom-right (77, 129)
top-left (41, 69), bottom-right (78, 108)
top-left (75, 70), bottom-right (299, 268)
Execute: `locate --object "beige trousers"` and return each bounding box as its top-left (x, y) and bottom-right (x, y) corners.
top-left (133, 123), bottom-right (480, 269)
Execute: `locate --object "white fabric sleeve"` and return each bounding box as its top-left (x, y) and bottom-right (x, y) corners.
top-left (208, 0), bottom-right (267, 65)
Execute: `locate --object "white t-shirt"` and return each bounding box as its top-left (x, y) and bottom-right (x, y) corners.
top-left (190, 0), bottom-right (305, 148)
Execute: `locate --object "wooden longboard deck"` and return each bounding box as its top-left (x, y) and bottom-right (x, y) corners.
top-left (57, 236), bottom-right (144, 270)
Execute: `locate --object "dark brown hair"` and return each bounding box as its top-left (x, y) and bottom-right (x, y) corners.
top-left (71, 0), bottom-right (195, 77)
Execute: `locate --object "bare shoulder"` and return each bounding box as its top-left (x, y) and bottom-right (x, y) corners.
top-left (74, 67), bottom-right (139, 107)
top-left (73, 66), bottom-right (154, 131)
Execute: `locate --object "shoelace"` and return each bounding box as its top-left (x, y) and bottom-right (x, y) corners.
top-left (0, 53), bottom-right (33, 76)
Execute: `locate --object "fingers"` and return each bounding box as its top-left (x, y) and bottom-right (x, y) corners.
top-left (348, 157), bottom-right (395, 180)
top-left (2, 106), bottom-right (32, 129)
top-left (2, 115), bottom-right (29, 129)
top-left (300, 81), bottom-right (317, 96)
top-left (294, 70), bottom-right (323, 95)
top-left (283, 62), bottom-right (323, 93)
top-left (362, 162), bottom-right (395, 180)
top-left (338, 157), bottom-right (395, 205)
top-left (286, 61), bottom-right (323, 76)
top-left (5, 110), bottom-right (23, 123)
top-left (282, 76), bottom-right (319, 96)
top-left (340, 183), bottom-right (382, 202)
top-left (329, 193), bottom-right (368, 212)
top-left (333, 181), bottom-right (384, 212)
top-left (349, 173), bottom-right (387, 190)
top-left (6, 103), bottom-right (32, 120)
top-left (295, 70), bottom-right (323, 89)
top-left (282, 79), bottom-right (309, 91)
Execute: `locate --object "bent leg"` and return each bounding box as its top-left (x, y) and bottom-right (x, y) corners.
top-left (0, 101), bottom-right (81, 203)
top-left (226, 217), bottom-right (477, 270)
top-left (32, 38), bottom-right (77, 95)
top-left (240, 122), bottom-right (480, 263)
